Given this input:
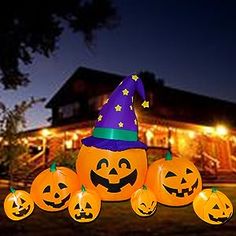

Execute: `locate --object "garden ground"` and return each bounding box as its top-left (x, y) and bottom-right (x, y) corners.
top-left (0, 186), bottom-right (235, 236)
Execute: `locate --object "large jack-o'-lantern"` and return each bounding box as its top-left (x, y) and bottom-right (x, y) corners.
top-left (76, 74), bottom-right (149, 201)
top-left (193, 188), bottom-right (233, 225)
top-left (145, 152), bottom-right (202, 206)
top-left (77, 145), bottom-right (147, 201)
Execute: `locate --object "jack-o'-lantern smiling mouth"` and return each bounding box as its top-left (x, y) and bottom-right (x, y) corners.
top-left (13, 205), bottom-right (30, 217)
top-left (163, 179), bottom-right (199, 197)
top-left (138, 205), bottom-right (157, 215)
top-left (208, 213), bottom-right (232, 223)
top-left (90, 169), bottom-right (137, 193)
top-left (75, 212), bottom-right (93, 220)
top-left (43, 194), bottom-right (71, 208)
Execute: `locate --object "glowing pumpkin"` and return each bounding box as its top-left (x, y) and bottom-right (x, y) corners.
top-left (193, 187), bottom-right (233, 225)
top-left (68, 185), bottom-right (101, 223)
top-left (76, 145), bottom-right (147, 201)
top-left (4, 187), bottom-right (34, 221)
top-left (145, 152), bottom-right (202, 206)
top-left (131, 185), bottom-right (157, 217)
top-left (30, 163), bottom-right (80, 211)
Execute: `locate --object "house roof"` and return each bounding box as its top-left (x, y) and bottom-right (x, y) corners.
top-left (45, 66), bottom-right (236, 128)
top-left (46, 67), bottom-right (123, 108)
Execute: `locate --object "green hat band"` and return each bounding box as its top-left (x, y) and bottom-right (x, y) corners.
top-left (93, 127), bottom-right (137, 141)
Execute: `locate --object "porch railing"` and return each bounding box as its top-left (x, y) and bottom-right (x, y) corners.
top-left (202, 151), bottom-right (219, 177)
top-left (192, 152), bottom-right (219, 178)
top-left (230, 155), bottom-right (236, 173)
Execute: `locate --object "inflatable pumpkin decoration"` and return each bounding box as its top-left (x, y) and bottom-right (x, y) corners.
top-left (68, 185), bottom-right (101, 223)
top-left (4, 187), bottom-right (34, 221)
top-left (131, 185), bottom-right (157, 217)
top-left (193, 187), bottom-right (233, 225)
top-left (77, 74), bottom-right (149, 201)
top-left (145, 152), bottom-right (202, 206)
top-left (30, 163), bottom-right (80, 211)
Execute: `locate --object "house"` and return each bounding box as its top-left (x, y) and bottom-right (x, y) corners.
top-left (9, 67), bottom-right (236, 184)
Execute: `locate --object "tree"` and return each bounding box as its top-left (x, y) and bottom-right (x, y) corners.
top-left (0, 0), bottom-right (118, 89)
top-left (0, 97), bottom-right (45, 181)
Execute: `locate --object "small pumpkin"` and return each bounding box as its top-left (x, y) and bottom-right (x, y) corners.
top-left (4, 187), bottom-right (34, 221)
top-left (68, 185), bottom-right (101, 223)
top-left (30, 163), bottom-right (80, 211)
top-left (76, 145), bottom-right (147, 201)
top-left (131, 185), bottom-right (157, 217)
top-left (145, 152), bottom-right (202, 206)
top-left (193, 187), bottom-right (233, 225)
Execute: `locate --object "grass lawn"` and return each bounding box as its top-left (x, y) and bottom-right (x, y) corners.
top-left (0, 186), bottom-right (235, 236)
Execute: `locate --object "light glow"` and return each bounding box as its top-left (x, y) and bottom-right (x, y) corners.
top-left (215, 125), bottom-right (228, 136)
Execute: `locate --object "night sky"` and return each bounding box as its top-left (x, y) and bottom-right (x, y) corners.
top-left (1, 0), bottom-right (236, 130)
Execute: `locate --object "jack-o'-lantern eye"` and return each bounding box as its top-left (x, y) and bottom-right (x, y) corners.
top-left (118, 158), bottom-right (131, 169)
top-left (140, 202), bottom-right (146, 207)
top-left (43, 185), bottom-right (50, 193)
top-left (186, 168), bottom-right (193, 174)
top-left (97, 158), bottom-right (109, 170)
top-left (86, 202), bottom-right (92, 208)
top-left (165, 171), bottom-right (177, 178)
top-left (20, 198), bottom-right (26, 204)
top-left (213, 204), bottom-right (220, 209)
top-left (12, 201), bottom-right (17, 208)
top-left (74, 203), bottom-right (80, 210)
top-left (58, 183), bottom-right (67, 189)
top-left (226, 204), bottom-right (230, 209)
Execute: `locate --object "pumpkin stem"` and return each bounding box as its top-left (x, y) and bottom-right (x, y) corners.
top-left (212, 187), bottom-right (217, 193)
top-left (81, 185), bottom-right (86, 192)
top-left (50, 162), bottom-right (57, 172)
top-left (165, 151), bottom-right (172, 161)
top-left (10, 186), bottom-right (16, 193)
top-left (142, 185), bottom-right (147, 190)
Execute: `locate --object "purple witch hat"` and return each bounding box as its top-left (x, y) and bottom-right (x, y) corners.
top-left (82, 74), bottom-right (149, 151)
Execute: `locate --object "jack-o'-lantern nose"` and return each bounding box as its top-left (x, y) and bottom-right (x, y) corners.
top-left (223, 212), bottom-right (225, 215)
top-left (109, 168), bottom-right (118, 175)
top-left (54, 193), bottom-right (60, 198)
top-left (181, 178), bottom-right (187, 184)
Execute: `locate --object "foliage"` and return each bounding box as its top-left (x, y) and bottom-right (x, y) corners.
top-left (0, 97), bottom-right (45, 179)
top-left (54, 149), bottom-right (79, 170)
top-left (0, 0), bottom-right (118, 89)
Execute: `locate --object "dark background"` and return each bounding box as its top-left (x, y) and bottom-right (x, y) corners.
top-left (1, 0), bottom-right (236, 130)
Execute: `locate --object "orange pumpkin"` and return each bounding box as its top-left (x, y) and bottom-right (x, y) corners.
top-left (76, 145), bottom-right (147, 201)
top-left (30, 163), bottom-right (80, 211)
top-left (4, 187), bottom-right (34, 221)
top-left (68, 185), bottom-right (101, 223)
top-left (145, 152), bottom-right (202, 206)
top-left (193, 188), bottom-right (233, 225)
top-left (131, 185), bottom-right (157, 217)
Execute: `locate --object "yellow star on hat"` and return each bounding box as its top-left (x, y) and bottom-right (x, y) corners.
top-left (132, 75), bottom-right (139, 81)
top-left (118, 122), bottom-right (124, 128)
top-left (97, 115), bottom-right (103, 122)
top-left (142, 100), bottom-right (149, 108)
top-left (115, 104), bottom-right (122, 112)
top-left (122, 89), bottom-right (129, 96)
